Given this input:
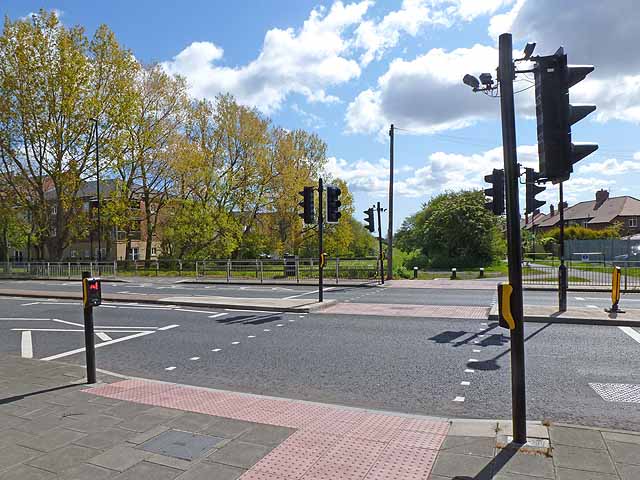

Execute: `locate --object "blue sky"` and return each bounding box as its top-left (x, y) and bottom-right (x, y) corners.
top-left (4, 1), bottom-right (639, 231)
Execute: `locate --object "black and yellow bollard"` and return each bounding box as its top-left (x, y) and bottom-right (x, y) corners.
top-left (605, 266), bottom-right (625, 314)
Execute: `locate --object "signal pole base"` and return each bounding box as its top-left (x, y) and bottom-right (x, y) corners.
top-left (605, 305), bottom-right (625, 314)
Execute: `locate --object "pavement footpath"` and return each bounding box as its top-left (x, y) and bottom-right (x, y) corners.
top-left (1, 353), bottom-right (640, 479)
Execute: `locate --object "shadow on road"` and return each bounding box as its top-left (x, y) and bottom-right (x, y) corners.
top-left (215, 313), bottom-right (283, 325)
top-left (0, 383), bottom-right (83, 406)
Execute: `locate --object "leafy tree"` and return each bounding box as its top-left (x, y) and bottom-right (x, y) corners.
top-left (396, 190), bottom-right (505, 268)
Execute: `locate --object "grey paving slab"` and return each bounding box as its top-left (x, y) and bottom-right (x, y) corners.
top-left (441, 435), bottom-right (496, 457)
top-left (174, 462), bottom-right (245, 480)
top-left (236, 425), bottom-right (294, 447)
top-left (203, 418), bottom-right (256, 439)
top-left (448, 419), bottom-right (497, 437)
top-left (0, 464), bottom-right (56, 480)
top-left (112, 461), bottom-right (182, 480)
top-left (139, 430), bottom-right (224, 461)
top-left (496, 451), bottom-right (555, 478)
top-left (555, 467), bottom-right (621, 480)
top-left (206, 441), bottom-right (272, 469)
top-left (602, 431), bottom-right (640, 446)
top-left (65, 414), bottom-right (124, 433)
top-left (27, 445), bottom-right (100, 474)
top-left (606, 440), bottom-right (640, 466)
top-left (164, 412), bottom-right (219, 433)
top-left (126, 425), bottom-right (170, 445)
top-left (618, 462), bottom-right (640, 480)
top-left (13, 415), bottom-right (67, 435)
top-left (17, 427), bottom-right (87, 453)
top-left (0, 429), bottom-right (40, 449)
top-left (73, 427), bottom-right (135, 450)
top-left (492, 474), bottom-right (551, 480)
top-left (54, 463), bottom-right (117, 480)
top-left (88, 445), bottom-right (151, 472)
top-left (117, 413), bottom-right (174, 433)
top-left (432, 452), bottom-right (494, 480)
top-left (145, 453), bottom-right (192, 471)
top-left (553, 445), bottom-right (617, 474)
top-left (103, 403), bottom-right (153, 420)
top-left (550, 426), bottom-right (606, 450)
top-left (0, 444), bottom-right (43, 470)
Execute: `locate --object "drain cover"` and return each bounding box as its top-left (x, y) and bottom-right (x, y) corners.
top-left (590, 383), bottom-right (640, 403)
top-left (140, 430), bottom-right (224, 460)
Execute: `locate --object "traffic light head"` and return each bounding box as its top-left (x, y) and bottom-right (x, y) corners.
top-left (525, 168), bottom-right (546, 215)
top-left (298, 186), bottom-right (315, 224)
top-left (326, 186), bottom-right (342, 223)
top-left (82, 277), bottom-right (102, 307)
top-left (484, 169), bottom-right (505, 215)
top-left (364, 207), bottom-right (375, 232)
top-left (535, 48), bottom-right (598, 183)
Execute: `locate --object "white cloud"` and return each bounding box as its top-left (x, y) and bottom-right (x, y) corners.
top-left (346, 44), bottom-right (499, 134)
top-left (581, 157), bottom-right (640, 176)
top-left (324, 156), bottom-right (390, 193)
top-left (162, 1), bottom-right (370, 114)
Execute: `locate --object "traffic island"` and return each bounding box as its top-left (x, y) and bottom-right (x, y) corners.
top-left (489, 303), bottom-right (640, 326)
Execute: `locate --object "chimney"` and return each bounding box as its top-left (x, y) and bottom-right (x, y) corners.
top-left (550, 204), bottom-right (555, 216)
top-left (595, 189), bottom-right (609, 209)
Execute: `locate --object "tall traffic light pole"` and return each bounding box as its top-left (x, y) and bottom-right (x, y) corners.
top-left (558, 182), bottom-right (567, 311)
top-left (377, 202), bottom-right (384, 284)
top-left (387, 124), bottom-right (394, 280)
top-left (498, 33), bottom-right (527, 443)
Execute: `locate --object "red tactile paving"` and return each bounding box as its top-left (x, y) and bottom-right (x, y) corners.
top-left (84, 381), bottom-right (449, 479)
top-left (319, 302), bottom-right (489, 319)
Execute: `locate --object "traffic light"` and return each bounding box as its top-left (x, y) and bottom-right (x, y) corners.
top-left (82, 277), bottom-right (102, 307)
top-left (364, 207), bottom-right (374, 232)
top-left (534, 47), bottom-right (598, 183)
top-left (298, 186), bottom-right (315, 224)
top-left (525, 168), bottom-right (546, 215)
top-left (484, 168), bottom-right (505, 215)
top-left (326, 185), bottom-right (341, 223)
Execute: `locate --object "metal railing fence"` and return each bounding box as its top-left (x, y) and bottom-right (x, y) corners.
top-left (522, 260), bottom-right (640, 290)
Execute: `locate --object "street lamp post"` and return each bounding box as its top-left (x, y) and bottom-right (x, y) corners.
top-left (89, 118), bottom-right (102, 270)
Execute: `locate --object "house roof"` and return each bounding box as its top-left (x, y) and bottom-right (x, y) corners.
top-left (537, 195), bottom-right (640, 228)
top-left (45, 179), bottom-right (141, 200)
top-left (522, 211), bottom-right (550, 230)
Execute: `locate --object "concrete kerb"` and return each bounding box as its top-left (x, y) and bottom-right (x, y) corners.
top-left (177, 279), bottom-right (380, 288)
top-left (0, 290), bottom-right (335, 313)
top-left (488, 303), bottom-right (640, 327)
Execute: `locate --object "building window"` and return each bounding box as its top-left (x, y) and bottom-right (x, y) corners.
top-left (70, 250), bottom-right (77, 258)
top-left (130, 247), bottom-right (139, 261)
top-left (629, 217), bottom-right (637, 228)
top-left (151, 247), bottom-right (157, 256)
top-left (52, 205), bottom-right (57, 215)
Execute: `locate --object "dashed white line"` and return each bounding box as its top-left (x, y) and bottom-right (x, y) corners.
top-left (173, 308), bottom-right (216, 314)
top-left (21, 331), bottom-right (33, 359)
top-left (231, 341), bottom-right (240, 345)
top-left (460, 381), bottom-right (470, 386)
top-left (263, 329), bottom-right (271, 332)
top-left (464, 369), bottom-right (475, 373)
top-left (208, 313), bottom-right (228, 318)
top-left (158, 324), bottom-right (180, 331)
top-left (276, 324), bottom-right (284, 327)
top-left (189, 357), bottom-right (200, 361)
top-left (96, 332), bottom-right (112, 342)
top-left (587, 305), bottom-right (599, 309)
top-left (473, 349), bottom-right (481, 353)
top-left (247, 335), bottom-right (256, 338)
top-left (289, 319), bottom-right (295, 322)
top-left (165, 366), bottom-right (176, 371)
top-left (468, 358), bottom-right (478, 362)
top-left (211, 348), bottom-right (221, 352)
top-left (453, 396), bottom-right (465, 402)
top-left (575, 297), bottom-right (585, 301)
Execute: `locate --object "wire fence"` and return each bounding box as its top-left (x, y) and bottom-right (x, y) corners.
top-left (0, 257), bottom-right (381, 284)
top-left (522, 260), bottom-right (640, 290)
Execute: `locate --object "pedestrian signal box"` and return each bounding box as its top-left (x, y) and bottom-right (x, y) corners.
top-left (82, 277), bottom-right (102, 307)
top-left (497, 282), bottom-right (515, 330)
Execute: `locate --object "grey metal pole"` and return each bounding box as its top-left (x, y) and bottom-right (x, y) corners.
top-left (387, 125), bottom-right (394, 279)
top-left (498, 32), bottom-right (527, 444)
top-left (559, 182), bottom-right (567, 311)
top-left (377, 201), bottom-right (384, 284)
top-left (90, 119), bottom-right (102, 274)
top-left (318, 177), bottom-right (324, 302)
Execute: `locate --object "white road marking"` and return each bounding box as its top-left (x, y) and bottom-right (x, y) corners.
top-left (473, 349), bottom-right (481, 353)
top-left (158, 324), bottom-right (179, 331)
top-left (276, 324), bottom-right (283, 327)
top-left (263, 329), bottom-right (271, 332)
top-left (224, 309), bottom-right (277, 314)
top-left (299, 316), bottom-right (305, 318)
top-left (189, 357), bottom-right (200, 361)
top-left (11, 328), bottom-right (147, 333)
top-left (289, 319), bottom-right (295, 322)
top-left (0, 317), bottom-right (52, 321)
top-left (468, 358), bottom-right (478, 362)
top-left (173, 308), bottom-right (216, 314)
top-left (165, 366), bottom-right (176, 371)
top-left (52, 319), bottom-right (83, 327)
top-left (42, 331), bottom-right (155, 361)
top-left (587, 305), bottom-right (599, 309)
top-left (575, 297), bottom-right (585, 301)
top-left (247, 335), bottom-right (256, 338)
top-left (96, 332), bottom-right (112, 341)
top-left (231, 341), bottom-right (240, 345)
top-left (453, 396), bottom-right (465, 402)
top-left (461, 381), bottom-right (470, 386)
top-left (21, 302), bottom-right (40, 306)
top-left (117, 306), bottom-right (172, 311)
top-left (117, 291), bottom-right (130, 294)
top-left (465, 369), bottom-right (475, 373)
top-left (480, 322), bottom-right (487, 326)
top-left (282, 290), bottom-right (317, 300)
top-left (619, 326), bottom-right (640, 344)
top-left (211, 348), bottom-right (221, 352)
top-left (208, 312), bottom-right (228, 318)
top-left (21, 331), bottom-right (33, 359)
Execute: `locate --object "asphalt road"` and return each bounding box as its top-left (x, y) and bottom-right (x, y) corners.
top-left (0, 278), bottom-right (637, 310)
top-left (0, 296), bottom-right (638, 430)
